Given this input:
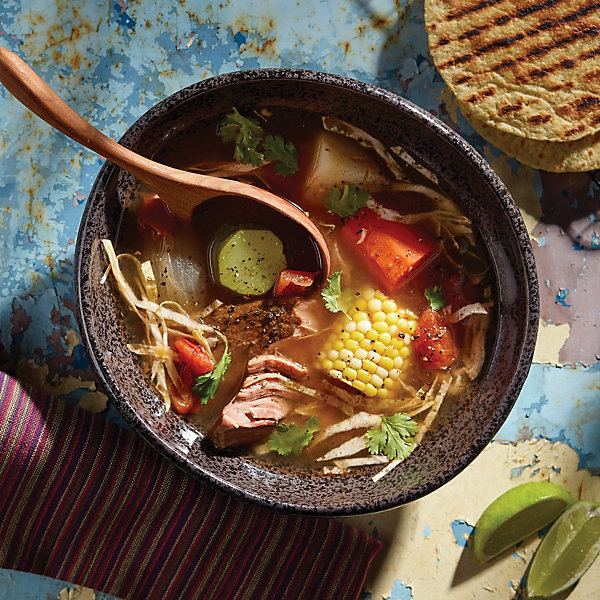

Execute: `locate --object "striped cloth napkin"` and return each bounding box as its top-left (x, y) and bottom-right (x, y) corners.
top-left (0, 371), bottom-right (381, 599)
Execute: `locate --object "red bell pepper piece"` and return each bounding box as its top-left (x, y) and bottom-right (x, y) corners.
top-left (340, 208), bottom-right (437, 293)
top-left (273, 270), bottom-right (315, 297)
top-left (413, 308), bottom-right (457, 370)
top-left (137, 194), bottom-right (178, 236)
top-left (175, 339), bottom-right (215, 379)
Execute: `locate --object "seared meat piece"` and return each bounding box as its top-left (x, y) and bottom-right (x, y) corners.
top-left (247, 354), bottom-right (308, 380)
top-left (203, 298), bottom-right (300, 351)
top-left (209, 357), bottom-right (309, 449)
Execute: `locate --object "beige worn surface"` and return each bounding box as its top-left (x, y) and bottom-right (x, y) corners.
top-left (347, 438), bottom-right (600, 599)
top-left (425, 0), bottom-right (600, 142)
top-left (533, 319), bottom-right (570, 367)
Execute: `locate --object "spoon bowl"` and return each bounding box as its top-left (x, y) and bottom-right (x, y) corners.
top-left (0, 47), bottom-right (330, 276)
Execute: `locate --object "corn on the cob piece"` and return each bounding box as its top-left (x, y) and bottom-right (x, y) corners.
top-left (318, 288), bottom-right (417, 398)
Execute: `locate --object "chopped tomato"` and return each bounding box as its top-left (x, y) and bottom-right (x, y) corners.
top-left (170, 389), bottom-right (196, 414)
top-left (273, 270), bottom-right (315, 297)
top-left (175, 339), bottom-right (215, 378)
top-left (413, 308), bottom-right (457, 370)
top-left (340, 209), bottom-right (438, 293)
top-left (137, 194), bottom-right (178, 236)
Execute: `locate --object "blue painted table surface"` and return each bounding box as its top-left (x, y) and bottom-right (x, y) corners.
top-left (0, 0), bottom-right (598, 598)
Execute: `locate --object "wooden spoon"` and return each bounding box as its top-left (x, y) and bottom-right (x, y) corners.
top-left (0, 47), bottom-right (330, 276)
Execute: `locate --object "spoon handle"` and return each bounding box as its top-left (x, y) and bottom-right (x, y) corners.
top-left (0, 47), bottom-right (161, 180)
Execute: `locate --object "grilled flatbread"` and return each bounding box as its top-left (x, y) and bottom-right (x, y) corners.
top-left (466, 108), bottom-right (600, 171)
top-left (425, 0), bottom-right (600, 142)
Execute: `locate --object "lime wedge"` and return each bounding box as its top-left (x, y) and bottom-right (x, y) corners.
top-left (472, 481), bottom-right (575, 561)
top-left (526, 501), bottom-right (600, 599)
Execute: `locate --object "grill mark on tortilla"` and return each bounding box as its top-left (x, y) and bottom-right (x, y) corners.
top-left (445, 0), bottom-right (506, 21)
top-left (451, 0), bottom-right (565, 43)
top-left (437, 2), bottom-right (600, 69)
top-left (498, 103), bottom-right (524, 115)
top-left (512, 48), bottom-right (597, 85)
top-left (487, 26), bottom-right (600, 73)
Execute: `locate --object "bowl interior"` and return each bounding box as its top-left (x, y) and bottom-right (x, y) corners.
top-left (74, 71), bottom-right (539, 516)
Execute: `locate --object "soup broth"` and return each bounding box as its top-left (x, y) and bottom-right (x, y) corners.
top-left (107, 106), bottom-right (495, 478)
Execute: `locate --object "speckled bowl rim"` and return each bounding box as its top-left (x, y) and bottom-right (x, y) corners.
top-left (75, 69), bottom-right (539, 516)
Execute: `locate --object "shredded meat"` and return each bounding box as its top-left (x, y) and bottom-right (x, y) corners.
top-left (203, 298), bottom-right (300, 352)
top-left (209, 355), bottom-right (309, 449)
top-left (247, 354), bottom-right (308, 379)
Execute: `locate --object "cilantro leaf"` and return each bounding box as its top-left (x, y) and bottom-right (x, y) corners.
top-left (193, 341), bottom-right (231, 404)
top-left (268, 416), bottom-right (319, 456)
top-left (219, 107), bottom-right (265, 167)
top-left (425, 286), bottom-right (445, 311)
top-left (366, 413), bottom-right (418, 461)
top-left (321, 271), bottom-right (353, 317)
top-left (263, 134), bottom-right (298, 176)
top-left (324, 184), bottom-right (369, 218)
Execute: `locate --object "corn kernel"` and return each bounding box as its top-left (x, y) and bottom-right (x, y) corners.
top-left (392, 338), bottom-right (405, 350)
top-left (365, 329), bottom-right (379, 341)
top-left (384, 377), bottom-right (395, 389)
top-left (400, 346), bottom-right (410, 358)
top-left (388, 324), bottom-right (399, 336)
top-left (375, 290), bottom-right (386, 300)
top-left (338, 349), bottom-right (352, 362)
top-left (364, 383), bottom-right (378, 397)
top-left (349, 357), bottom-right (362, 370)
top-left (323, 359), bottom-right (333, 371)
top-left (357, 369), bottom-right (371, 383)
top-left (382, 299), bottom-right (397, 313)
top-left (367, 298), bottom-right (382, 313)
top-left (372, 341), bottom-right (386, 355)
top-left (345, 339), bottom-right (359, 352)
top-left (329, 369), bottom-right (343, 379)
top-left (340, 331), bottom-right (350, 341)
top-left (355, 348), bottom-right (368, 360)
top-left (371, 374), bottom-right (384, 388)
top-left (367, 351), bottom-right (381, 363)
top-left (372, 310), bottom-right (386, 322)
top-left (378, 333), bottom-right (392, 346)
top-left (385, 311), bottom-right (399, 325)
top-left (393, 356), bottom-right (404, 369)
top-left (333, 360), bottom-right (346, 371)
top-left (362, 288), bottom-right (375, 300)
top-left (357, 319), bottom-right (372, 333)
top-left (342, 367), bottom-right (357, 381)
top-left (363, 359), bottom-right (377, 373)
top-left (360, 338), bottom-right (373, 350)
top-left (345, 320), bottom-right (357, 332)
top-left (376, 366), bottom-right (389, 380)
top-left (355, 297), bottom-right (367, 310)
top-left (327, 349), bottom-right (339, 361)
top-left (398, 318), bottom-right (410, 333)
top-left (380, 356), bottom-right (394, 371)
top-left (353, 311), bottom-right (368, 323)
top-left (373, 321), bottom-right (388, 334)
top-left (378, 388), bottom-right (390, 399)
top-left (350, 330), bottom-right (364, 342)
top-left (352, 380), bottom-right (366, 392)
top-left (408, 322), bottom-right (417, 334)
top-left (383, 346), bottom-right (399, 358)
top-left (333, 340), bottom-right (344, 350)
top-left (389, 368), bottom-right (401, 380)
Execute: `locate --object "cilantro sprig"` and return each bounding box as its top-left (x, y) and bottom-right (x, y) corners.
top-left (268, 416), bottom-right (319, 456)
top-left (425, 286), bottom-right (445, 311)
top-left (321, 271), bottom-right (353, 318)
top-left (263, 134), bottom-right (298, 175)
top-left (366, 413), bottom-right (418, 461)
top-left (193, 341), bottom-right (231, 404)
top-left (219, 108), bottom-right (265, 167)
top-left (218, 108), bottom-right (298, 175)
top-left (324, 184), bottom-right (368, 218)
